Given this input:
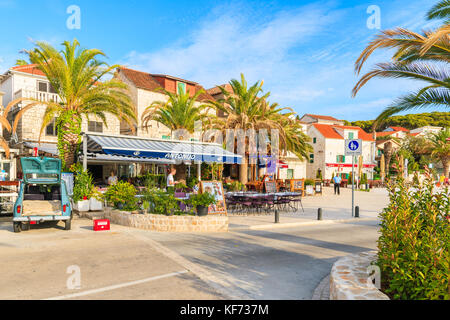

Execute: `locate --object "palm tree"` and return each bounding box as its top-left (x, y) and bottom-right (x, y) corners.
top-left (428, 128), bottom-right (450, 177)
top-left (141, 85), bottom-right (212, 181)
top-left (0, 100), bottom-right (14, 158)
top-left (353, 0), bottom-right (450, 128)
top-left (141, 85), bottom-right (211, 140)
top-left (14, 39), bottom-right (137, 169)
top-left (209, 74), bottom-right (311, 184)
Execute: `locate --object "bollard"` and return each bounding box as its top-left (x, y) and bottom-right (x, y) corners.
top-left (355, 206), bottom-right (360, 218)
top-left (318, 208), bottom-right (323, 221)
top-left (275, 210), bottom-right (280, 224)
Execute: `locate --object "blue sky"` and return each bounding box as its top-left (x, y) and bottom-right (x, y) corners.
top-left (0, 0), bottom-right (444, 121)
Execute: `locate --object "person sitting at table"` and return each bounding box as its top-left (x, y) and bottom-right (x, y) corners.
top-left (107, 171), bottom-right (118, 185)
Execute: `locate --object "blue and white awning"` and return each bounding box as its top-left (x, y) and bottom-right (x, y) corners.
top-left (86, 134), bottom-right (242, 164)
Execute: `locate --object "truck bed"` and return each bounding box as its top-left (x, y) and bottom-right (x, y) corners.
top-left (22, 201), bottom-right (62, 216)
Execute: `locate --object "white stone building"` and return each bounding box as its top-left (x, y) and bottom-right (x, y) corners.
top-left (300, 114), bottom-right (376, 180)
top-left (410, 126), bottom-right (444, 137)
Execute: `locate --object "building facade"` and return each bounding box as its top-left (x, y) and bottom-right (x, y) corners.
top-left (300, 115), bottom-right (376, 180)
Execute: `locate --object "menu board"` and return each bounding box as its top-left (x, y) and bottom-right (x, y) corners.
top-left (265, 181), bottom-right (277, 193)
top-left (290, 179), bottom-right (305, 193)
top-left (200, 181), bottom-right (227, 215)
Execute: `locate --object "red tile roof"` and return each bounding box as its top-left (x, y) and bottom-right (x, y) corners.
top-left (388, 126), bottom-right (409, 132)
top-left (313, 123), bottom-right (374, 141)
top-left (376, 131), bottom-right (395, 138)
top-left (119, 67), bottom-right (214, 102)
top-left (207, 84), bottom-right (233, 96)
top-left (305, 114), bottom-right (340, 122)
top-left (11, 64), bottom-right (46, 76)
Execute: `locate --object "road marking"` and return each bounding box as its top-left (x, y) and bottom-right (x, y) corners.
top-left (43, 270), bottom-right (188, 300)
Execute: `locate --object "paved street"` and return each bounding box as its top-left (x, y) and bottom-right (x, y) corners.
top-left (0, 188), bottom-right (387, 300)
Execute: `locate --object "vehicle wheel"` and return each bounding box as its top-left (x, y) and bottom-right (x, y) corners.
top-left (64, 219), bottom-right (72, 231)
top-left (13, 222), bottom-right (21, 233)
top-left (21, 223), bottom-right (30, 231)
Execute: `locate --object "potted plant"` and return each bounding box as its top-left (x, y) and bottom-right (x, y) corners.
top-left (71, 165), bottom-right (94, 212)
top-left (304, 179), bottom-right (315, 195)
top-left (89, 187), bottom-right (104, 211)
top-left (360, 173), bottom-right (369, 190)
top-left (188, 192), bottom-right (217, 216)
top-left (103, 181), bottom-right (138, 211)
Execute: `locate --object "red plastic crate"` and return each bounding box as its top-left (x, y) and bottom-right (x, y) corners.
top-left (93, 219), bottom-right (110, 231)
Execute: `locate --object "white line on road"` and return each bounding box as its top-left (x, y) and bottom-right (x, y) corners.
top-left (43, 270), bottom-right (189, 300)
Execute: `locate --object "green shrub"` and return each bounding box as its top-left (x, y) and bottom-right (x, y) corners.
top-left (104, 181), bottom-right (137, 211)
top-left (188, 192), bottom-right (216, 208)
top-left (377, 169), bottom-right (450, 300)
top-left (144, 189), bottom-right (181, 215)
top-left (225, 181), bottom-right (246, 192)
top-left (186, 176), bottom-right (199, 189)
top-left (70, 164), bottom-right (94, 202)
top-left (304, 179), bottom-right (314, 186)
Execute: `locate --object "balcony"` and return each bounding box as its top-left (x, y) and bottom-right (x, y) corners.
top-left (13, 89), bottom-right (61, 109)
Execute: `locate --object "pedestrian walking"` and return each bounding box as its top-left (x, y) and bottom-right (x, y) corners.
top-left (333, 174), bottom-right (342, 195)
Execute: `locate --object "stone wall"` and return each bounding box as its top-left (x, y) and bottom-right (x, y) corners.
top-left (330, 251), bottom-right (389, 300)
top-left (82, 208), bottom-right (229, 232)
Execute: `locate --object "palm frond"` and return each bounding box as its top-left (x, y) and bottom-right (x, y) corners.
top-left (427, 0), bottom-right (450, 22)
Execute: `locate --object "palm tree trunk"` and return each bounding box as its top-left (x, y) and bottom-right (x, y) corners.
top-left (57, 113), bottom-right (82, 170)
top-left (239, 156), bottom-right (248, 185)
top-left (442, 157), bottom-right (449, 178)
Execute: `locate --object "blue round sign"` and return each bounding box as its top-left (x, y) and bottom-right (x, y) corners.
top-left (348, 140), bottom-right (359, 151)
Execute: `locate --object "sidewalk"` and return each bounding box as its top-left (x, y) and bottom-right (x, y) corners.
top-left (228, 187), bottom-right (389, 230)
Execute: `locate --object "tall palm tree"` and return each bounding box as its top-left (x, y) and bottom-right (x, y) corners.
top-left (209, 74), bottom-right (311, 184)
top-left (14, 39), bottom-right (137, 169)
top-left (428, 128), bottom-right (450, 177)
top-left (0, 100), bottom-right (14, 158)
top-left (352, 0), bottom-right (450, 128)
top-left (141, 85), bottom-right (211, 139)
top-left (141, 85), bottom-right (212, 181)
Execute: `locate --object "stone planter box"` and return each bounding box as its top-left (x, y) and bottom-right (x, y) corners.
top-left (83, 208), bottom-right (229, 233)
top-left (89, 198), bottom-right (103, 211)
top-left (73, 200), bottom-right (90, 212)
top-left (330, 251), bottom-right (389, 300)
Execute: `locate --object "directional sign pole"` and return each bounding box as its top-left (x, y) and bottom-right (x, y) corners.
top-left (352, 155), bottom-right (355, 218)
top-left (346, 139), bottom-right (361, 219)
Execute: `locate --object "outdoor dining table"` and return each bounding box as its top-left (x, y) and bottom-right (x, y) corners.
top-left (225, 192), bottom-right (304, 213)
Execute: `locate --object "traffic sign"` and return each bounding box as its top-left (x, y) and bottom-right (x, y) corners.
top-left (345, 139), bottom-right (362, 156)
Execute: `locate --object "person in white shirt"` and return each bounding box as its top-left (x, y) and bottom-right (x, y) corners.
top-left (167, 168), bottom-right (178, 188)
top-left (107, 171), bottom-right (118, 185)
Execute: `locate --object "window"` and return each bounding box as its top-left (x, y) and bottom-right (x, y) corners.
top-left (46, 119), bottom-right (57, 136)
top-left (309, 154), bottom-right (314, 164)
top-left (177, 82), bottom-right (186, 94)
top-left (313, 137), bottom-right (317, 144)
top-left (38, 81), bottom-right (48, 92)
top-left (37, 81), bottom-right (57, 94)
top-left (287, 169), bottom-right (294, 179)
top-left (336, 155), bottom-right (346, 163)
top-left (348, 132), bottom-right (354, 139)
top-left (88, 121), bottom-right (103, 133)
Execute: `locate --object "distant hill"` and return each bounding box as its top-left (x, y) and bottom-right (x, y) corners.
top-left (345, 112), bottom-right (450, 133)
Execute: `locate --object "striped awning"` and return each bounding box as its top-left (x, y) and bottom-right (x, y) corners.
top-left (23, 142), bottom-right (175, 164)
top-left (86, 134), bottom-right (242, 164)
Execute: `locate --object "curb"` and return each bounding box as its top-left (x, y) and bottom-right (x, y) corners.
top-left (230, 217), bottom-right (377, 231)
top-left (311, 275), bottom-right (330, 300)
